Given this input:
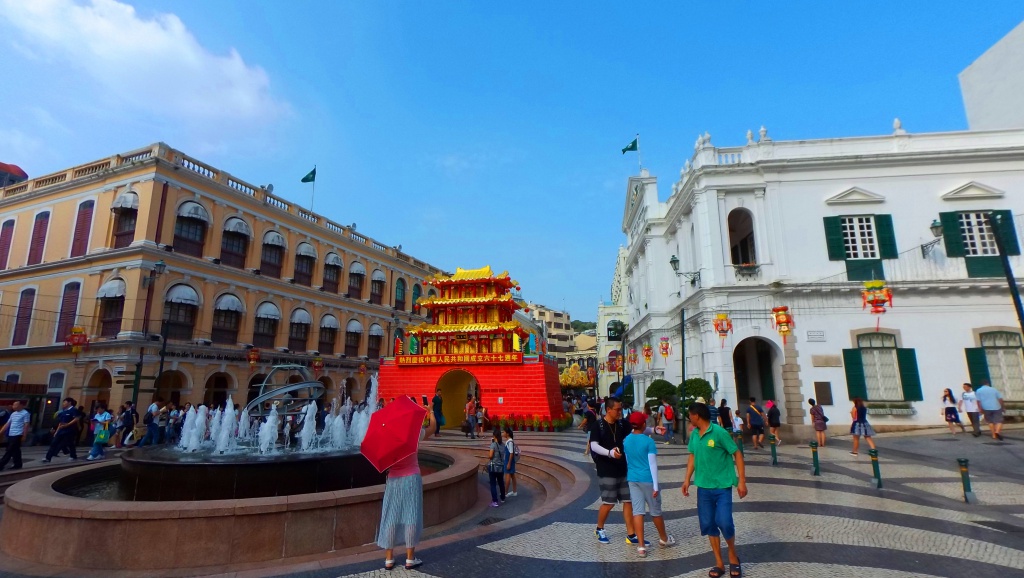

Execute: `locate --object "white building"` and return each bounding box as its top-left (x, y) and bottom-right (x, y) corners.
top-left (960, 21), bottom-right (1024, 131)
top-left (615, 126), bottom-right (1024, 429)
top-left (597, 247), bottom-right (630, 396)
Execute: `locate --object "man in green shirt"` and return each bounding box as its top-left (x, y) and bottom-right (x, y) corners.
top-left (682, 402), bottom-right (747, 578)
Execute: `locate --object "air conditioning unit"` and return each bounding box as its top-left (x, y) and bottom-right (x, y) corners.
top-left (248, 268), bottom-right (261, 276)
top-left (307, 350), bottom-right (319, 356)
top-left (277, 347), bottom-right (290, 353)
top-left (207, 257), bottom-right (221, 265)
top-left (162, 244), bottom-right (174, 252)
top-left (285, 277), bottom-right (295, 283)
top-left (195, 338), bottom-right (212, 346)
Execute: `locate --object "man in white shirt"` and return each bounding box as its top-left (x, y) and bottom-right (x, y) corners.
top-left (958, 383), bottom-right (981, 437)
top-left (0, 401), bottom-right (31, 470)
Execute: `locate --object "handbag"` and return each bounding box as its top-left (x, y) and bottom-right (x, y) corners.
top-left (439, 415), bottom-right (447, 427)
top-left (95, 427), bottom-right (110, 444)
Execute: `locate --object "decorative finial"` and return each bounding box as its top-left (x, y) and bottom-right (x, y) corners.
top-left (746, 130), bottom-right (754, 145)
top-left (685, 159), bottom-right (691, 171)
top-left (703, 132), bottom-right (711, 145)
top-left (758, 126), bottom-right (770, 142)
top-left (893, 117), bottom-right (906, 135)
top-left (694, 135), bottom-right (702, 150)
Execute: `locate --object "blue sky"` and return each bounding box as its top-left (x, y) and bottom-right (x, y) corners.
top-left (1, 1), bottom-right (1022, 321)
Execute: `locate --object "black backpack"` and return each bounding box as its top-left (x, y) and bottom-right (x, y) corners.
top-left (143, 411), bottom-right (154, 425)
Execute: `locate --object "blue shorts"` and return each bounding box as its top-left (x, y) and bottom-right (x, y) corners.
top-left (697, 487), bottom-right (735, 539)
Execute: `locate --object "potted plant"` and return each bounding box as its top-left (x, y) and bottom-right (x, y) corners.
top-left (531, 415), bottom-right (540, 432)
top-left (734, 262), bottom-right (760, 275)
top-left (541, 417), bottom-right (551, 432)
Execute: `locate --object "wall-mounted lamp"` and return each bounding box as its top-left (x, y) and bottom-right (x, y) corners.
top-left (669, 255), bottom-right (701, 286)
top-left (921, 219), bottom-right (944, 257)
top-left (142, 259), bottom-right (166, 288)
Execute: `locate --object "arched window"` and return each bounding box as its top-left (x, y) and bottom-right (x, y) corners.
top-left (164, 284), bottom-right (200, 341)
top-left (220, 217), bottom-right (251, 269)
top-left (97, 278), bottom-right (126, 337)
top-left (253, 302), bottom-right (281, 348)
top-left (70, 201), bottom-right (94, 257)
top-left (27, 211), bottom-right (50, 265)
top-left (977, 332), bottom-right (1024, 400)
top-left (0, 219), bottom-right (15, 270)
top-left (395, 279), bottom-right (407, 311)
top-left (111, 190), bottom-right (138, 249)
top-left (12, 288), bottom-right (35, 346)
top-left (348, 261), bottom-right (366, 298)
top-left (212, 294), bottom-right (244, 344)
top-left (728, 209), bottom-right (756, 266)
top-left (367, 323), bottom-right (384, 358)
top-left (55, 281), bottom-right (81, 343)
top-left (288, 308), bottom-right (312, 351)
top-left (369, 269), bottom-right (386, 305)
top-left (173, 201), bottom-right (210, 257)
top-left (345, 319), bottom-right (363, 357)
top-left (319, 314), bottom-right (340, 354)
top-left (323, 253), bottom-right (343, 294)
top-left (294, 242), bottom-right (317, 286)
top-left (411, 284), bottom-right (422, 314)
top-left (260, 231), bottom-right (286, 278)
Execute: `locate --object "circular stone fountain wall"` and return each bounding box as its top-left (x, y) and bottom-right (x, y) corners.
top-left (0, 448), bottom-right (477, 571)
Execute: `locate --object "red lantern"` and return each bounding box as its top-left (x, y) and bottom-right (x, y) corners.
top-left (358, 363), bottom-right (367, 375)
top-left (247, 347), bottom-right (261, 373)
top-left (861, 281), bottom-right (893, 331)
top-left (658, 337), bottom-right (671, 359)
top-left (65, 326), bottom-right (89, 359)
top-left (312, 356), bottom-right (324, 377)
top-left (587, 366), bottom-right (596, 384)
top-left (628, 348), bottom-right (638, 369)
top-left (713, 313), bottom-right (733, 349)
top-left (642, 344), bottom-right (653, 368)
top-left (771, 306), bottom-right (794, 344)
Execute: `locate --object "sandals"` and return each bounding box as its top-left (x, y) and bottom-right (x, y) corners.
top-left (384, 559), bottom-right (395, 570)
top-left (405, 558), bottom-right (423, 570)
top-left (730, 560), bottom-right (743, 577)
top-left (637, 546), bottom-right (647, 557)
top-left (709, 568), bottom-right (725, 578)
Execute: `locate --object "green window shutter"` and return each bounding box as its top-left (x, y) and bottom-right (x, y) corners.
top-left (874, 214), bottom-right (898, 259)
top-left (939, 212), bottom-right (965, 257)
top-left (992, 210), bottom-right (1020, 256)
top-left (896, 348), bottom-right (923, 401)
top-left (965, 256), bottom-right (1003, 278)
top-left (842, 348), bottom-right (868, 401)
top-left (845, 259), bottom-right (884, 281)
top-left (823, 217), bottom-right (846, 261)
top-left (964, 348), bottom-right (991, 386)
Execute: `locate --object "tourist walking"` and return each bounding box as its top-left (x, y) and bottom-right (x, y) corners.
top-left (974, 381), bottom-right (1006, 441)
top-left (941, 388), bottom-right (966, 435)
top-left (165, 402), bottom-right (180, 444)
top-left (623, 411), bottom-right (676, 557)
top-left (477, 401), bottom-right (489, 436)
top-left (377, 411), bottom-right (432, 570)
top-left (503, 427), bottom-right (519, 497)
top-left (43, 398), bottom-right (79, 463)
top-left (432, 389), bottom-right (444, 436)
top-left (464, 395), bottom-right (477, 439)
top-left (589, 396), bottom-right (645, 546)
top-left (958, 383), bottom-right (981, 437)
top-left (766, 399), bottom-right (782, 446)
top-left (658, 398), bottom-right (675, 444)
top-left (86, 402), bottom-right (112, 461)
top-left (681, 402), bottom-right (748, 578)
top-left (808, 398), bottom-right (828, 447)
top-left (708, 396), bottom-right (719, 431)
top-left (745, 398), bottom-right (766, 449)
top-left (849, 398), bottom-right (876, 456)
top-left (718, 399), bottom-right (732, 430)
top-left (0, 401), bottom-right (30, 471)
top-left (138, 397), bottom-right (163, 447)
top-left (486, 428), bottom-right (506, 507)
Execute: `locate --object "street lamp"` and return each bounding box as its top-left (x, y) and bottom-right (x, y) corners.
top-left (669, 254), bottom-right (700, 286)
top-left (133, 259), bottom-right (167, 406)
top-left (921, 220), bottom-right (944, 257)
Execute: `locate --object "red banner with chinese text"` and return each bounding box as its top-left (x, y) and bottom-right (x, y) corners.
top-left (395, 352), bottom-right (524, 365)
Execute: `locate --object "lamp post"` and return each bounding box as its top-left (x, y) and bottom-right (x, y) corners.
top-left (987, 213), bottom-right (1024, 338)
top-left (669, 255), bottom-right (689, 385)
top-left (133, 260), bottom-right (167, 407)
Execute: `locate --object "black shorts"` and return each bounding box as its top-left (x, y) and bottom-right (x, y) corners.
top-left (749, 425), bottom-right (765, 436)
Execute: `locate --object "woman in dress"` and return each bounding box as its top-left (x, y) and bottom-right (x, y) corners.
top-left (942, 388), bottom-right (966, 435)
top-left (377, 405), bottom-right (433, 571)
top-left (849, 398), bottom-right (876, 456)
top-left (808, 398), bottom-right (827, 447)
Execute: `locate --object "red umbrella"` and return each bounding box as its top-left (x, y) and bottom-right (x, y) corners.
top-left (360, 395), bottom-right (428, 473)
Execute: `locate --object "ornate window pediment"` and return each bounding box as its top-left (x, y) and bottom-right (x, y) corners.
top-left (941, 181), bottom-right (1004, 201)
top-left (825, 187), bottom-right (885, 205)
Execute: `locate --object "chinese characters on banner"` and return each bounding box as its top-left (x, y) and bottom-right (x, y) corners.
top-left (395, 352), bottom-right (524, 365)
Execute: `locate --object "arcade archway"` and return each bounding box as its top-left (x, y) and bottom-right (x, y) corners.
top-left (153, 370), bottom-right (186, 405)
top-left (203, 372), bottom-right (233, 408)
top-left (435, 369), bottom-right (477, 429)
top-left (732, 337), bottom-right (781, 406)
top-left (247, 373), bottom-right (267, 405)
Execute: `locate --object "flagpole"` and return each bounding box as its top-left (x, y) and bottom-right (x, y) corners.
top-left (636, 134), bottom-right (642, 172)
top-left (310, 164), bottom-right (316, 212)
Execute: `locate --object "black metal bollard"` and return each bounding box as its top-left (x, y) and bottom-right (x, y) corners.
top-left (810, 441), bottom-right (820, 476)
top-left (869, 449), bottom-right (882, 488)
top-left (958, 458), bottom-right (976, 503)
top-left (768, 434), bottom-right (778, 466)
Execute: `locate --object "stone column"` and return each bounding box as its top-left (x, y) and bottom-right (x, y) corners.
top-left (782, 336), bottom-right (805, 425)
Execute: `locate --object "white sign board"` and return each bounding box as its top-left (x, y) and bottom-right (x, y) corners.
top-left (806, 330), bottom-right (826, 342)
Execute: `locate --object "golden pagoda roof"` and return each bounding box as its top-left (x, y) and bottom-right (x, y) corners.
top-left (416, 293), bottom-right (516, 307)
top-left (425, 266), bottom-right (517, 286)
top-left (405, 320), bottom-right (527, 335)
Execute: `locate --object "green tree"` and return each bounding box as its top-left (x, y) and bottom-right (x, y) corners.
top-left (609, 381), bottom-right (634, 407)
top-left (645, 379), bottom-right (676, 402)
top-left (606, 320), bottom-right (626, 341)
top-left (571, 320), bottom-right (597, 333)
top-left (679, 378), bottom-right (713, 410)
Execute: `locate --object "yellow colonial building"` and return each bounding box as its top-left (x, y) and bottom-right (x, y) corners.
top-left (0, 143), bottom-right (444, 412)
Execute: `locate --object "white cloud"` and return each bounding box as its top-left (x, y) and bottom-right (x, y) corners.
top-left (0, 0), bottom-right (288, 137)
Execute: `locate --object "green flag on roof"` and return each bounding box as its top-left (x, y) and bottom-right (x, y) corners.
top-left (301, 167), bottom-right (316, 183)
top-left (621, 138), bottom-right (638, 154)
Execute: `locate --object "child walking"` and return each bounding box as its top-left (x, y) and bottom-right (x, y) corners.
top-left (623, 411), bottom-right (676, 556)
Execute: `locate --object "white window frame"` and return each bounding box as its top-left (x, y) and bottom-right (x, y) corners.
top-left (981, 332), bottom-right (1024, 401)
top-left (857, 333), bottom-right (903, 401)
top-left (47, 370), bottom-right (66, 394)
top-left (959, 212), bottom-right (998, 256)
top-left (841, 216), bottom-right (878, 260)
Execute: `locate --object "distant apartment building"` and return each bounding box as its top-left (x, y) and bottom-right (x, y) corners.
top-left (526, 303), bottom-right (573, 368)
top-left (0, 142), bottom-right (445, 414)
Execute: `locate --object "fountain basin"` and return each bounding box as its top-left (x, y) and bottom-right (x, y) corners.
top-left (0, 447), bottom-right (478, 571)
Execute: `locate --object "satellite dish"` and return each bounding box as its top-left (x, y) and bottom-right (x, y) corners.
top-left (266, 184), bottom-right (274, 193)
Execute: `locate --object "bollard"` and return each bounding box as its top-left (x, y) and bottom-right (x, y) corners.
top-left (869, 449), bottom-right (882, 489)
top-left (810, 441), bottom-right (820, 476)
top-left (958, 458), bottom-right (976, 503)
top-left (769, 434), bottom-right (778, 466)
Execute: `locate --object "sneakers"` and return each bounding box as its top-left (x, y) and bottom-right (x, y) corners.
top-left (626, 534), bottom-right (651, 547)
top-left (659, 535), bottom-right (677, 548)
top-left (595, 528), bottom-right (610, 544)
top-left (489, 501), bottom-right (500, 508)
top-left (41, 459), bottom-right (50, 464)
top-left (507, 491), bottom-right (517, 497)
top-left (405, 558), bottom-right (422, 570)
top-left (849, 452), bottom-right (858, 456)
